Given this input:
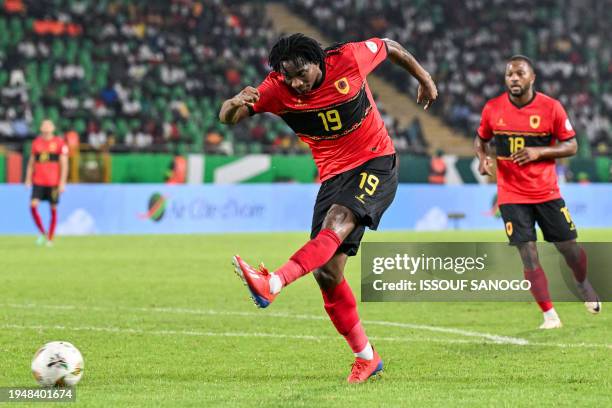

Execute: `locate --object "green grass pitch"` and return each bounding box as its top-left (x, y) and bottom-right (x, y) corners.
top-left (0, 230), bottom-right (610, 407)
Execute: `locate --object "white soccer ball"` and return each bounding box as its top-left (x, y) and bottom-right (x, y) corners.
top-left (31, 341), bottom-right (84, 387)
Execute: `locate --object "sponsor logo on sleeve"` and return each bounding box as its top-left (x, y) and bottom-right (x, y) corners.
top-left (365, 41), bottom-right (378, 53)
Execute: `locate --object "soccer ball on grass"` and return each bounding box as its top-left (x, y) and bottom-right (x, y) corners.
top-left (31, 341), bottom-right (84, 387)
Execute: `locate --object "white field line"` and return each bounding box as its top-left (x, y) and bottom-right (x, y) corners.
top-left (1, 323), bottom-right (610, 350)
top-left (2, 303), bottom-right (527, 344)
top-left (2, 303), bottom-right (610, 349)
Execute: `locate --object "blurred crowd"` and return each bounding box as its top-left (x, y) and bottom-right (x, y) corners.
top-left (0, 0), bottom-right (308, 154)
top-left (0, 0), bottom-right (610, 156)
top-left (290, 0), bottom-right (612, 155)
top-left (0, 0), bottom-right (426, 154)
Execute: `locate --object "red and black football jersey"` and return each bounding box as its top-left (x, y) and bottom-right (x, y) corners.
top-left (250, 38), bottom-right (395, 181)
top-left (478, 92), bottom-right (575, 205)
top-left (31, 136), bottom-right (68, 186)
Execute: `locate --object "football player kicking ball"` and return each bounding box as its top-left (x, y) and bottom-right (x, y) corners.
top-left (475, 56), bottom-right (601, 329)
top-left (219, 34), bottom-right (437, 382)
top-left (25, 119), bottom-right (68, 246)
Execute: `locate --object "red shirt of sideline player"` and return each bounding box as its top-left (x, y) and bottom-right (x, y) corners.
top-left (249, 38), bottom-right (394, 181)
top-left (26, 119), bottom-right (69, 190)
top-left (29, 133), bottom-right (69, 187)
top-left (478, 91), bottom-right (575, 204)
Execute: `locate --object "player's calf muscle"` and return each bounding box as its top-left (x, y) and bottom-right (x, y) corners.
top-left (314, 268), bottom-right (342, 289)
top-left (314, 254), bottom-right (348, 289)
top-left (323, 204), bottom-right (357, 240)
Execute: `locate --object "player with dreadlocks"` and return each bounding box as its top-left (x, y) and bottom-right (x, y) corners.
top-left (219, 33), bottom-right (437, 383)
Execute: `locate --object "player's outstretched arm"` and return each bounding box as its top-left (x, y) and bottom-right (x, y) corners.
top-left (511, 138), bottom-right (577, 166)
top-left (219, 86), bottom-right (260, 125)
top-left (474, 136), bottom-right (493, 176)
top-left (382, 38), bottom-right (438, 110)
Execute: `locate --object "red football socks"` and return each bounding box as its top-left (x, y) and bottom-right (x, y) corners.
top-left (275, 229), bottom-right (342, 287)
top-left (524, 266), bottom-right (553, 312)
top-left (322, 279), bottom-right (369, 353)
top-left (565, 247), bottom-right (587, 283)
top-left (30, 206), bottom-right (45, 235)
top-left (48, 207), bottom-right (58, 241)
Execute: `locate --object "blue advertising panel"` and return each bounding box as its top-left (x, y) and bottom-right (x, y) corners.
top-left (0, 184), bottom-right (610, 234)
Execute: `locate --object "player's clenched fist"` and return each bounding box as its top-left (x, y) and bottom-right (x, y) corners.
top-left (232, 86), bottom-right (260, 108)
top-left (417, 76), bottom-right (438, 110)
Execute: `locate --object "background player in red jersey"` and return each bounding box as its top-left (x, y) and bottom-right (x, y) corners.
top-left (220, 33), bottom-right (437, 383)
top-left (24, 119), bottom-right (69, 246)
top-left (475, 56), bottom-right (601, 329)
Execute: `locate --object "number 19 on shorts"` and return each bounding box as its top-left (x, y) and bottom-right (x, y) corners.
top-left (359, 172), bottom-right (379, 195)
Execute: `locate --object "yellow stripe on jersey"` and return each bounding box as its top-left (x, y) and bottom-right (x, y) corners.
top-left (493, 130), bottom-right (549, 137)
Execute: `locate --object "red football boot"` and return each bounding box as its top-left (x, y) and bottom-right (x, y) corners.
top-left (232, 255), bottom-right (277, 308)
top-left (347, 347), bottom-right (383, 384)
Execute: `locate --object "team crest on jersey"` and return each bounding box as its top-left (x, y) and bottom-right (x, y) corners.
top-left (334, 77), bottom-right (350, 95)
top-left (49, 142), bottom-right (56, 151)
top-left (529, 115), bottom-right (541, 129)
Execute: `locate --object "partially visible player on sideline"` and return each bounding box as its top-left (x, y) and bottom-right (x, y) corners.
top-left (220, 34), bottom-right (437, 383)
top-left (475, 56), bottom-right (601, 329)
top-left (25, 119), bottom-right (68, 246)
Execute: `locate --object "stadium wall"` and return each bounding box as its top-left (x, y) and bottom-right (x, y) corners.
top-left (2, 153), bottom-right (611, 184)
top-left (110, 154), bottom-right (175, 183)
top-left (1, 184), bottom-right (611, 235)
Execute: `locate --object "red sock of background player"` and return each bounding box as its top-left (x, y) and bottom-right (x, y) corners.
top-left (565, 247), bottom-right (587, 283)
top-left (270, 229), bottom-right (342, 293)
top-left (48, 207), bottom-right (57, 241)
top-left (30, 206), bottom-right (45, 235)
top-left (322, 279), bottom-right (373, 359)
top-left (524, 266), bottom-right (554, 313)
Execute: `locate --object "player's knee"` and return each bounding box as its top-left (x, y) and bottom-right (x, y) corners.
top-left (313, 268), bottom-right (332, 289)
top-left (517, 242), bottom-right (540, 269)
top-left (322, 204), bottom-right (357, 240)
top-left (554, 240), bottom-right (580, 262)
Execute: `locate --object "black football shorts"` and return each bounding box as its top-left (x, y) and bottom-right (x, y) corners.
top-left (31, 185), bottom-right (60, 205)
top-left (311, 154), bottom-right (399, 256)
top-left (499, 198), bottom-right (577, 244)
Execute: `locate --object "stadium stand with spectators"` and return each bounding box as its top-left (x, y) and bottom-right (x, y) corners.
top-left (0, 0), bottom-right (433, 156)
top-left (0, 0), bottom-right (609, 158)
top-left (0, 0), bottom-right (307, 154)
top-left (289, 0), bottom-right (612, 155)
